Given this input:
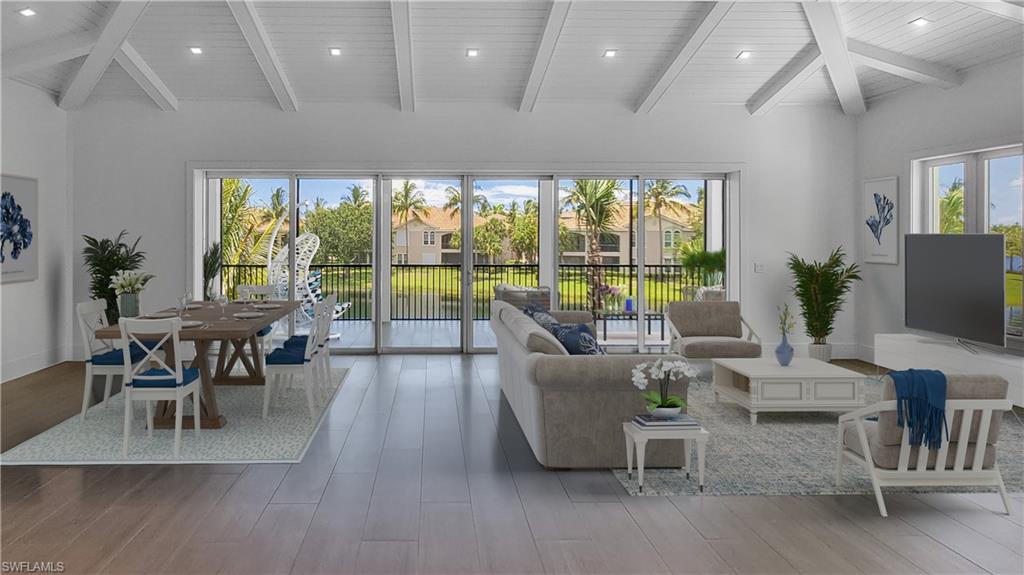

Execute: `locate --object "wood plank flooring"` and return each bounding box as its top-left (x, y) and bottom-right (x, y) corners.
top-left (2, 354), bottom-right (1022, 575)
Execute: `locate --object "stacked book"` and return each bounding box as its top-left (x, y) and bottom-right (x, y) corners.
top-left (632, 413), bottom-right (701, 428)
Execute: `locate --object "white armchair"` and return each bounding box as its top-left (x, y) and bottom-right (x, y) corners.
top-left (836, 374), bottom-right (1012, 517)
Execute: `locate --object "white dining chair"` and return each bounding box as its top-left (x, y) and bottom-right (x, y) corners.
top-left (119, 317), bottom-right (201, 457)
top-left (76, 300), bottom-right (147, 421)
top-left (263, 300), bottom-right (323, 419)
top-left (237, 284), bottom-right (278, 369)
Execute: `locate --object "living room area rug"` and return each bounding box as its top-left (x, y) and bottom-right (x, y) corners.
top-left (613, 376), bottom-right (1024, 496)
top-left (0, 368), bottom-right (348, 465)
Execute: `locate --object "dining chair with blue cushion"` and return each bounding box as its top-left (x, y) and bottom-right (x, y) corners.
top-left (263, 300), bottom-right (323, 419)
top-left (76, 300), bottom-right (148, 421)
top-left (119, 317), bottom-right (201, 457)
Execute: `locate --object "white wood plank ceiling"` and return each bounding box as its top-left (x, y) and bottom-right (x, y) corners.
top-left (3, 0), bottom-right (1021, 114)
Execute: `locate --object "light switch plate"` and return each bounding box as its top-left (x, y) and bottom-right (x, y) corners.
top-left (753, 263), bottom-right (766, 273)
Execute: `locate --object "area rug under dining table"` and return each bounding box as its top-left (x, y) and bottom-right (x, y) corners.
top-left (612, 377), bottom-right (1024, 496)
top-left (0, 368), bottom-right (347, 465)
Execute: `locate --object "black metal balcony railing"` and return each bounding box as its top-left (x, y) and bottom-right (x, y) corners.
top-left (221, 262), bottom-right (713, 323)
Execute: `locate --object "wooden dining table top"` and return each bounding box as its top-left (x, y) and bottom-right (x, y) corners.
top-left (94, 300), bottom-right (300, 341)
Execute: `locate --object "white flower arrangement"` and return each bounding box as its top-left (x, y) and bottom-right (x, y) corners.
top-left (110, 270), bottom-right (155, 295)
top-left (631, 357), bottom-right (697, 409)
top-left (778, 302), bottom-right (796, 335)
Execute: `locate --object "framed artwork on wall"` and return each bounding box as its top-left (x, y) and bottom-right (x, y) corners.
top-left (863, 176), bottom-right (898, 265)
top-left (1, 175), bottom-right (38, 283)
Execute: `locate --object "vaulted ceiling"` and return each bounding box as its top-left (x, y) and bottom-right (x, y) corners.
top-left (3, 1), bottom-right (1022, 114)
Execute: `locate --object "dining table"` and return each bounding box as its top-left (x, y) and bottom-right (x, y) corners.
top-left (94, 299), bottom-right (300, 429)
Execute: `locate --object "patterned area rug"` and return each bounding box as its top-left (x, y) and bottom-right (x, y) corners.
top-left (0, 368), bottom-right (348, 465)
top-left (613, 377), bottom-right (1024, 496)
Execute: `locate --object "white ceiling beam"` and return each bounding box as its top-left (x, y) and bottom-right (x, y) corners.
top-left (519, 0), bottom-right (572, 112)
top-left (746, 47), bottom-right (824, 116)
top-left (958, 1), bottom-right (1024, 24)
top-left (635, 2), bottom-right (734, 113)
top-left (227, 0), bottom-right (298, 112)
top-left (801, 1), bottom-right (866, 115)
top-left (2, 29), bottom-right (98, 77)
top-left (114, 41), bottom-right (178, 111)
top-left (391, 0), bottom-right (416, 112)
top-left (58, 1), bottom-right (149, 110)
top-left (848, 39), bottom-right (962, 89)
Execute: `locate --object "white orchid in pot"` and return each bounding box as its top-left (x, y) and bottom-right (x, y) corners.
top-left (631, 358), bottom-right (698, 418)
top-left (110, 270), bottom-right (154, 318)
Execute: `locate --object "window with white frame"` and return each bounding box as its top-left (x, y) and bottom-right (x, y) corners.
top-left (663, 229), bottom-right (682, 248)
top-left (923, 145), bottom-right (1023, 335)
top-left (423, 230), bottom-right (436, 246)
top-left (394, 253), bottom-right (408, 264)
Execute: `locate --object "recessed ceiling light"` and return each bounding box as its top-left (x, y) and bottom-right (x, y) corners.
top-left (466, 48), bottom-right (479, 58)
top-left (602, 49), bottom-right (618, 58)
top-left (910, 17), bottom-right (931, 27)
top-left (328, 47), bottom-right (342, 56)
top-left (189, 46), bottom-right (203, 55)
top-left (736, 50), bottom-right (753, 60)
top-left (17, 7), bottom-right (36, 16)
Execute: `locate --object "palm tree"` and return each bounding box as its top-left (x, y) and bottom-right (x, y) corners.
top-left (392, 180), bottom-right (427, 259)
top-left (939, 178), bottom-right (965, 234)
top-left (268, 187), bottom-right (287, 220)
top-left (347, 184), bottom-right (370, 208)
top-left (645, 179), bottom-right (690, 264)
top-left (442, 186), bottom-right (489, 217)
top-left (562, 179), bottom-right (622, 309)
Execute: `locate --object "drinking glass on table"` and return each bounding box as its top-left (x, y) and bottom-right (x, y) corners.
top-left (182, 291), bottom-right (194, 317)
top-left (215, 293), bottom-right (229, 320)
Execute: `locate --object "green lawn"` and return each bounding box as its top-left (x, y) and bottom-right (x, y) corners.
top-left (1008, 271), bottom-right (1021, 307)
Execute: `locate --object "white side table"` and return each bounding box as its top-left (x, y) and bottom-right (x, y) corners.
top-left (622, 422), bottom-right (709, 494)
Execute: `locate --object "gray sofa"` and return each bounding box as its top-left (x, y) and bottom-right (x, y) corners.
top-left (491, 300), bottom-right (688, 468)
top-left (667, 301), bottom-right (762, 360)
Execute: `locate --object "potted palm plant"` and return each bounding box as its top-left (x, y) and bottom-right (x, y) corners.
top-left (203, 242), bottom-right (222, 300)
top-left (786, 247), bottom-right (861, 362)
top-left (82, 231), bottom-right (146, 323)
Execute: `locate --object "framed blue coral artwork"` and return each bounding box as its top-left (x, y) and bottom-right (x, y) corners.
top-left (1, 175), bottom-right (38, 283)
top-left (862, 176), bottom-right (898, 265)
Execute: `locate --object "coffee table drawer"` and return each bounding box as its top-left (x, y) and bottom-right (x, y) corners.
top-left (812, 380), bottom-right (858, 401)
top-left (758, 380), bottom-right (803, 401)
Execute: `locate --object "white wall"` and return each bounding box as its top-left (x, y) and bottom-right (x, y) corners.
top-left (854, 57), bottom-right (1024, 358)
top-left (1, 80), bottom-right (73, 381)
top-left (68, 99), bottom-right (860, 355)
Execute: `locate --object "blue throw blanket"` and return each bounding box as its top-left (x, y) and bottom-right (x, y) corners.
top-left (889, 369), bottom-right (948, 450)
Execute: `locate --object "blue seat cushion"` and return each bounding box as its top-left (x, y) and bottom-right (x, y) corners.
top-left (257, 325), bottom-right (273, 337)
top-left (267, 347), bottom-right (307, 365)
top-left (91, 342), bottom-right (148, 365)
top-left (283, 335), bottom-right (308, 349)
top-left (551, 323), bottom-right (605, 356)
top-left (129, 367), bottom-right (200, 388)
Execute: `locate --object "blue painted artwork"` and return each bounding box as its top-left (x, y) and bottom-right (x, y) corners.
top-left (0, 191), bottom-right (33, 263)
top-left (865, 192), bottom-right (894, 245)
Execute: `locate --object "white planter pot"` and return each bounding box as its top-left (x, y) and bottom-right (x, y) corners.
top-left (650, 407), bottom-right (682, 419)
top-left (808, 343), bottom-right (832, 363)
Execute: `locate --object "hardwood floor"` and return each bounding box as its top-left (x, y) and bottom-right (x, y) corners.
top-left (1, 362), bottom-right (89, 452)
top-left (2, 354), bottom-right (1021, 575)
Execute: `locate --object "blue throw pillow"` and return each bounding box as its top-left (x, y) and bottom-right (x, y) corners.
top-left (552, 323), bottom-right (604, 355)
top-left (522, 304), bottom-right (547, 317)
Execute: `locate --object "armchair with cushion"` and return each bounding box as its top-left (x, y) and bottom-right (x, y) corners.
top-left (837, 374), bottom-right (1013, 517)
top-left (667, 301), bottom-right (762, 360)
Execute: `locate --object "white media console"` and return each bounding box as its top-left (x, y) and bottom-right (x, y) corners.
top-left (874, 334), bottom-right (1024, 407)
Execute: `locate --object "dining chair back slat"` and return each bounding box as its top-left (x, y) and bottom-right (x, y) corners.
top-left (77, 299), bottom-right (112, 358)
top-left (238, 284), bottom-right (275, 301)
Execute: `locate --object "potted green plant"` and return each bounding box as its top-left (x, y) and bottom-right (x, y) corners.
top-left (631, 358), bottom-right (697, 418)
top-left (82, 230), bottom-right (146, 323)
top-left (111, 270), bottom-right (155, 318)
top-left (786, 247), bottom-right (861, 362)
top-left (203, 242), bottom-right (222, 300)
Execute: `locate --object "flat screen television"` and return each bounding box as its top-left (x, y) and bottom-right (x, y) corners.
top-left (905, 234), bottom-right (1005, 347)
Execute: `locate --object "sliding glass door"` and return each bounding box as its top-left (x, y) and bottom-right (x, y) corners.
top-left (296, 177), bottom-right (376, 351)
top-left (382, 178), bottom-right (463, 350)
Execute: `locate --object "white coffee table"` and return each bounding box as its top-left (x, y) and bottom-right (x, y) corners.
top-left (712, 357), bottom-right (867, 424)
top-left (623, 422), bottom-right (709, 494)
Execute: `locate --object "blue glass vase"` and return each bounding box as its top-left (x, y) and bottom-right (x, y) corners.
top-left (775, 333), bottom-right (794, 367)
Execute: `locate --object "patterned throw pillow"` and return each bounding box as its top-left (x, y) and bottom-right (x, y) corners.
top-left (522, 304), bottom-right (546, 317)
top-left (551, 323), bottom-right (605, 355)
top-left (530, 311), bottom-right (560, 332)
